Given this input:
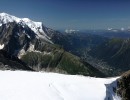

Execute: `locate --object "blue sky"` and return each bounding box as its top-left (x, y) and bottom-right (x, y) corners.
top-left (0, 0), bottom-right (130, 30)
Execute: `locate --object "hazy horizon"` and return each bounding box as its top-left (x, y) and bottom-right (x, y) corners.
top-left (0, 0), bottom-right (130, 30)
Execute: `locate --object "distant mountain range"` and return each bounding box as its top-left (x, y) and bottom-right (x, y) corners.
top-left (97, 30), bottom-right (130, 39)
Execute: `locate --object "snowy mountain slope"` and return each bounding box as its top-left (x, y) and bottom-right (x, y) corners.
top-left (0, 12), bottom-right (51, 43)
top-left (0, 71), bottom-right (120, 100)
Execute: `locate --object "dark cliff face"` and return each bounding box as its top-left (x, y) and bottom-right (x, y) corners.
top-left (0, 50), bottom-right (33, 71)
top-left (0, 22), bottom-right (36, 55)
top-left (0, 22), bottom-right (53, 56)
top-left (117, 70), bottom-right (130, 100)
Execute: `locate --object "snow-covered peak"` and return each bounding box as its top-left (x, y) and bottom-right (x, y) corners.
top-left (0, 12), bottom-right (21, 23)
top-left (22, 18), bottom-right (31, 22)
top-left (0, 12), bottom-right (52, 43)
top-left (107, 28), bottom-right (113, 31)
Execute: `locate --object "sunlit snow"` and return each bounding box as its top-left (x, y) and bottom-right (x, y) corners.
top-left (0, 71), bottom-right (121, 100)
top-left (0, 44), bottom-right (4, 49)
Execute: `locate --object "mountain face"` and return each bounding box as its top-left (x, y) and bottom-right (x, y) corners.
top-left (89, 38), bottom-right (130, 75)
top-left (0, 50), bottom-right (32, 71)
top-left (0, 13), bottom-right (51, 42)
top-left (0, 13), bottom-right (53, 56)
top-left (0, 13), bottom-right (105, 77)
top-left (117, 70), bottom-right (130, 100)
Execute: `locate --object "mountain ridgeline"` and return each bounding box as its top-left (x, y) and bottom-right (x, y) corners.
top-left (0, 13), bottom-right (105, 77)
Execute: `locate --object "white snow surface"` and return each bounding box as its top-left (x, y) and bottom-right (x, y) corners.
top-left (0, 71), bottom-right (121, 100)
top-left (0, 12), bottom-right (51, 43)
top-left (0, 44), bottom-right (4, 49)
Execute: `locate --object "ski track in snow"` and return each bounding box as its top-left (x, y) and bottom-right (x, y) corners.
top-left (0, 71), bottom-right (121, 100)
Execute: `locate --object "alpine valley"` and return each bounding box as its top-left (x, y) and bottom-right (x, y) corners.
top-left (53, 30), bottom-right (130, 77)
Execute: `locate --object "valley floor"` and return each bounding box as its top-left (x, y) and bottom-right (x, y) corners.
top-left (0, 71), bottom-right (121, 100)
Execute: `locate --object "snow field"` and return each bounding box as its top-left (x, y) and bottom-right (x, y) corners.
top-left (0, 71), bottom-right (120, 100)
